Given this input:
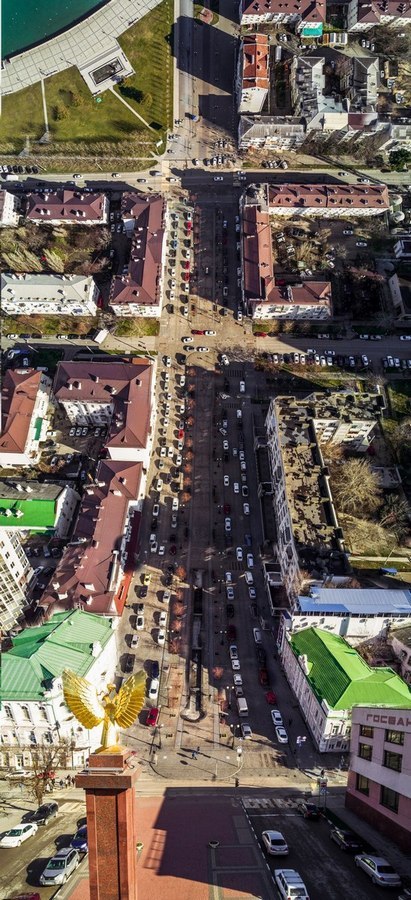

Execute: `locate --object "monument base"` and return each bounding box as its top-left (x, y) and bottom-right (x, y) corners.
top-left (76, 748), bottom-right (141, 900)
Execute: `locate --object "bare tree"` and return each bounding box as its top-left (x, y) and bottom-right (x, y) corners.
top-left (12, 739), bottom-right (71, 807)
top-left (331, 458), bottom-right (382, 516)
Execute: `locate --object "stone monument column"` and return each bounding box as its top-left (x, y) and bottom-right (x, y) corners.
top-left (76, 748), bottom-right (140, 900)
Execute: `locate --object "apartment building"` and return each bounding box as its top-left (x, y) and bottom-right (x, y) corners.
top-left (0, 481), bottom-right (80, 538)
top-left (25, 189), bottom-right (108, 225)
top-left (1, 273), bottom-right (98, 317)
top-left (109, 194), bottom-right (166, 317)
top-left (238, 116), bottom-right (306, 150)
top-left (281, 627), bottom-right (411, 753)
top-left (347, 0), bottom-right (411, 32)
top-left (251, 281), bottom-right (332, 320)
top-left (237, 34), bottom-right (269, 115)
top-left (267, 182), bottom-right (390, 216)
top-left (0, 369), bottom-right (52, 467)
top-left (0, 609), bottom-right (117, 768)
top-left (0, 531), bottom-right (33, 633)
top-left (0, 188), bottom-right (19, 226)
top-left (390, 626), bottom-right (411, 684)
top-left (240, 0), bottom-right (325, 36)
top-left (346, 706), bottom-right (411, 851)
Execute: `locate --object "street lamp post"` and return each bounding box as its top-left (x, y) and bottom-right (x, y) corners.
top-left (226, 684), bottom-right (231, 709)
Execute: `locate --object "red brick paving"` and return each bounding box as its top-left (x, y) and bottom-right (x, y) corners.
top-left (66, 793), bottom-right (271, 900)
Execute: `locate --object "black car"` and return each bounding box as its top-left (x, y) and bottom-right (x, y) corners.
top-left (19, 333), bottom-right (31, 339)
top-left (330, 827), bottom-right (362, 852)
top-left (296, 800), bottom-right (320, 820)
top-left (151, 661), bottom-right (159, 679)
top-left (226, 604), bottom-right (235, 619)
top-left (164, 573), bottom-right (173, 586)
top-left (43, 566), bottom-right (54, 577)
top-left (151, 519), bottom-right (158, 530)
top-left (139, 585), bottom-right (148, 598)
top-left (256, 647), bottom-right (266, 665)
top-left (25, 801), bottom-right (59, 825)
top-left (124, 654), bottom-right (135, 674)
top-left (136, 603), bottom-right (144, 613)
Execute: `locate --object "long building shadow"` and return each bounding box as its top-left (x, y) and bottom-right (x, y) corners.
top-left (172, 17), bottom-right (238, 95)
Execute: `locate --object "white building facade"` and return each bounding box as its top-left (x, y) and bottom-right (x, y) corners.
top-left (0, 531), bottom-right (33, 633)
top-left (1, 273), bottom-right (99, 316)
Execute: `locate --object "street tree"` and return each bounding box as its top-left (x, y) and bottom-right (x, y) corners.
top-left (389, 148), bottom-right (411, 170)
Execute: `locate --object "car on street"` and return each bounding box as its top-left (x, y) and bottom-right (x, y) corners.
top-left (241, 723), bottom-right (252, 739)
top-left (182, 336), bottom-right (193, 343)
top-left (356, 241), bottom-right (368, 247)
top-left (271, 709), bottom-right (283, 727)
top-left (330, 827), bottom-right (363, 852)
top-left (231, 658), bottom-right (241, 671)
top-left (131, 634), bottom-right (139, 650)
top-left (354, 855), bottom-right (401, 887)
top-left (233, 673), bottom-right (242, 687)
top-left (225, 517), bottom-right (232, 532)
top-left (226, 586), bottom-right (234, 600)
top-left (149, 678), bottom-right (159, 701)
top-left (236, 547), bottom-right (243, 561)
top-left (343, 229), bottom-right (353, 235)
top-left (146, 707), bottom-right (159, 727)
top-left (157, 629), bottom-right (166, 645)
top-left (196, 346), bottom-right (209, 352)
top-left (400, 335), bottom-right (411, 341)
top-left (0, 822), bottom-right (38, 847)
top-left (70, 825), bottom-right (88, 854)
top-left (296, 800), bottom-right (320, 819)
top-left (261, 831), bottom-right (289, 856)
top-left (265, 690), bottom-right (277, 705)
top-left (153, 504), bottom-right (160, 517)
top-left (221, 354), bottom-right (229, 366)
top-left (243, 502), bottom-right (250, 515)
top-left (25, 802), bottom-right (59, 825)
top-left (205, 330), bottom-right (216, 336)
top-left (40, 848), bottom-right (80, 885)
top-left (247, 553), bottom-right (254, 568)
top-left (226, 603), bottom-right (234, 618)
top-left (275, 726), bottom-right (289, 743)
top-left (248, 587), bottom-right (256, 599)
top-left (274, 869), bottom-right (309, 900)
top-left (239, 381), bottom-right (245, 393)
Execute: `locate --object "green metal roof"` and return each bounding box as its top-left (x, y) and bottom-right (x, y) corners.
top-left (290, 627), bottom-right (411, 710)
top-left (34, 416), bottom-right (43, 441)
top-left (0, 610), bottom-right (114, 701)
top-left (0, 498), bottom-right (56, 529)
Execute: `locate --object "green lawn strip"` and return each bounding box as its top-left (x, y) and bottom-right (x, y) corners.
top-left (117, 0), bottom-right (173, 134)
top-left (113, 318), bottom-right (160, 338)
top-left (352, 560), bottom-right (411, 573)
top-left (1, 314), bottom-right (98, 336)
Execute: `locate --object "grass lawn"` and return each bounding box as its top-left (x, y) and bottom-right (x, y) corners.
top-left (387, 380), bottom-right (411, 418)
top-left (113, 318), bottom-right (160, 338)
top-left (2, 314), bottom-right (98, 336)
top-left (0, 0), bottom-right (173, 164)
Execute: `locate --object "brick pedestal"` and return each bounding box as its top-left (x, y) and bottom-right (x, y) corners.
top-left (76, 748), bottom-right (141, 900)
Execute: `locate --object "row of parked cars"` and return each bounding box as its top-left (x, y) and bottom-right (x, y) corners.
top-left (0, 801), bottom-right (87, 886)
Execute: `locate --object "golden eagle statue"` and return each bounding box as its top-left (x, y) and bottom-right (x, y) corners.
top-left (62, 669), bottom-right (146, 752)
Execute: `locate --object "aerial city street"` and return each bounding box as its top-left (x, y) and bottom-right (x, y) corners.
top-left (0, 0), bottom-right (411, 896)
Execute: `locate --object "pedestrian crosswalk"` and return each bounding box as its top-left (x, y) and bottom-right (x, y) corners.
top-left (243, 797), bottom-right (300, 811)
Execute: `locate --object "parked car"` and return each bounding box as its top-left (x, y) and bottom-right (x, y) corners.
top-left (146, 707), bottom-right (159, 727)
top-left (296, 800), bottom-right (320, 820)
top-left (40, 848), bottom-right (80, 886)
top-left (354, 855), bottom-right (401, 887)
top-left (25, 802), bottom-right (59, 825)
top-left (275, 726), bottom-right (289, 744)
top-left (274, 869), bottom-right (309, 900)
top-left (70, 825), bottom-right (88, 854)
top-left (261, 830), bottom-right (289, 856)
top-left (0, 823), bottom-right (38, 848)
top-left (330, 827), bottom-right (362, 852)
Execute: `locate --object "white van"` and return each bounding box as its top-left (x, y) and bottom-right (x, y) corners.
top-left (237, 697), bottom-right (248, 717)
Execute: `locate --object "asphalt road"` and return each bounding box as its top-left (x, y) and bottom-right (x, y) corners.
top-left (246, 798), bottom-right (391, 899)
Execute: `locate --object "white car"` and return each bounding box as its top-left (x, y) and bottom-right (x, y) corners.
top-left (168, 446), bottom-right (174, 458)
top-left (172, 497), bottom-right (179, 511)
top-left (205, 330), bottom-right (216, 336)
top-left (399, 335), bottom-right (411, 341)
top-left (233, 673), bottom-right (242, 686)
top-left (243, 502), bottom-right (250, 516)
top-left (175, 454), bottom-right (182, 466)
top-left (223, 440), bottom-right (229, 451)
top-left (182, 336), bottom-right (193, 342)
top-left (225, 517), bottom-right (232, 532)
top-left (239, 381), bottom-right (245, 393)
top-left (160, 447), bottom-right (167, 458)
top-left (153, 503), bottom-right (160, 517)
top-left (0, 822), bottom-right (38, 847)
top-left (150, 541), bottom-right (158, 554)
top-left (231, 658), bottom-right (241, 671)
top-left (156, 479), bottom-right (163, 492)
top-left (159, 611), bottom-right (167, 627)
top-left (137, 615), bottom-right (145, 630)
top-left (149, 678), bottom-right (159, 700)
top-left (247, 553), bottom-right (254, 568)
top-left (225, 571), bottom-right (232, 583)
top-left (224, 475), bottom-right (230, 487)
top-left (233, 482), bottom-right (239, 494)
top-left (271, 709), bottom-right (283, 727)
top-left (221, 354), bottom-right (229, 366)
top-left (131, 634), bottom-right (139, 649)
top-left (226, 586), bottom-right (234, 601)
top-left (158, 629), bottom-right (166, 646)
top-left (276, 726), bottom-right (289, 744)
top-left (274, 869), bottom-right (309, 900)
top-left (241, 723), bottom-right (252, 739)
top-left (159, 545), bottom-right (165, 556)
top-left (354, 855), bottom-right (401, 887)
top-left (236, 547), bottom-right (243, 562)
top-left (261, 831), bottom-right (289, 856)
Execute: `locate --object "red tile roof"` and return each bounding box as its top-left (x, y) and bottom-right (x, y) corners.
top-left (26, 189), bottom-right (107, 223)
top-left (242, 34), bottom-right (269, 90)
top-left (0, 369), bottom-right (43, 456)
top-left (356, 0), bottom-right (411, 23)
top-left (241, 0), bottom-right (325, 22)
top-left (110, 194), bottom-right (165, 309)
top-left (40, 459), bottom-right (143, 617)
top-left (53, 360), bottom-right (153, 454)
top-left (268, 182), bottom-right (389, 210)
top-left (242, 204), bottom-right (275, 302)
top-left (258, 281), bottom-right (332, 309)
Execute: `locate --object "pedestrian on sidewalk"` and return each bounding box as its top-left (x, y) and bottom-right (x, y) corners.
top-left (191, 749), bottom-right (197, 759)
top-left (59, 778), bottom-right (64, 790)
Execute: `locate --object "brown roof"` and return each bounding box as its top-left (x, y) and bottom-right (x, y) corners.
top-left (40, 459), bottom-right (142, 616)
top-left (268, 183), bottom-right (389, 210)
top-left (53, 360), bottom-right (153, 453)
top-left (110, 194), bottom-right (165, 309)
top-left (0, 369), bottom-right (42, 456)
top-left (241, 0), bottom-right (326, 22)
top-left (356, 0), bottom-right (411, 22)
top-left (242, 204), bottom-right (275, 302)
top-left (255, 281), bottom-right (332, 309)
top-left (242, 34), bottom-right (269, 90)
top-left (26, 189), bottom-right (107, 223)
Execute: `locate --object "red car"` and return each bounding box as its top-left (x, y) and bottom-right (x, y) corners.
top-left (265, 690), bottom-right (277, 705)
top-left (224, 503), bottom-right (231, 515)
top-left (185, 221), bottom-right (192, 231)
top-left (192, 329), bottom-right (205, 335)
top-left (182, 261), bottom-right (190, 270)
top-left (178, 428), bottom-right (184, 441)
top-left (146, 707), bottom-right (159, 727)
top-left (259, 668), bottom-right (269, 686)
top-left (254, 331), bottom-right (268, 337)
top-left (182, 273), bottom-right (190, 282)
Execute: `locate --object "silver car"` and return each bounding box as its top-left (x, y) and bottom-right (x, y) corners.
top-left (40, 847), bottom-right (80, 885)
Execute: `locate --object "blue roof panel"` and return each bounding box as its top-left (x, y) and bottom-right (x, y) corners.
top-left (299, 588), bottom-right (411, 616)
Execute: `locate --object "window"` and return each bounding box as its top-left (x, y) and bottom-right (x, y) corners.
top-left (385, 729), bottom-right (404, 745)
top-left (383, 750), bottom-right (402, 772)
top-left (359, 743), bottom-right (372, 761)
top-left (380, 785), bottom-right (399, 813)
top-left (360, 724), bottom-right (374, 739)
top-left (356, 774), bottom-right (369, 795)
